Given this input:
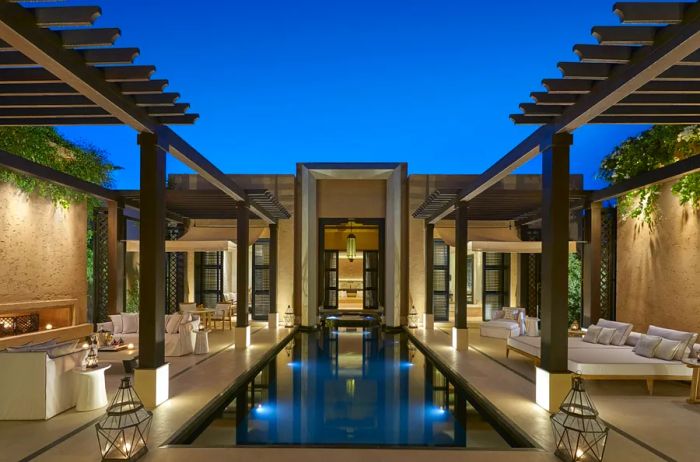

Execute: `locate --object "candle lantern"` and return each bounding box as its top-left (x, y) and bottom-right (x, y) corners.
top-left (95, 377), bottom-right (153, 461)
top-left (407, 305), bottom-right (418, 328)
top-left (284, 305), bottom-right (295, 328)
top-left (550, 376), bottom-right (608, 462)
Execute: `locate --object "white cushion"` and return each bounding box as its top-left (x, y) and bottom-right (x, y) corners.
top-left (47, 340), bottom-right (79, 359)
top-left (647, 325), bottom-right (697, 360)
top-left (625, 331), bottom-right (641, 347)
top-left (180, 303), bottom-right (196, 312)
top-left (122, 313), bottom-right (139, 334)
top-left (502, 308), bottom-right (518, 320)
top-left (583, 325), bottom-right (603, 344)
top-left (596, 327), bottom-right (616, 345)
top-left (109, 314), bottom-right (123, 334)
top-left (596, 319), bottom-right (633, 346)
top-left (166, 313), bottom-right (183, 334)
top-left (633, 334), bottom-right (663, 358)
top-left (655, 338), bottom-right (682, 361)
top-left (491, 310), bottom-right (505, 320)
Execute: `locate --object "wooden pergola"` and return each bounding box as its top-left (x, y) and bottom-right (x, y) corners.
top-left (0, 0), bottom-right (289, 406)
top-left (419, 1), bottom-right (700, 411)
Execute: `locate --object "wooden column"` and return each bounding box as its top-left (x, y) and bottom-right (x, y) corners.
top-left (583, 202), bottom-right (602, 326)
top-left (107, 200), bottom-right (125, 314)
top-left (454, 202), bottom-right (468, 330)
top-left (540, 132), bottom-right (573, 374)
top-left (269, 223), bottom-right (278, 314)
top-left (424, 222), bottom-right (434, 315)
top-left (137, 132), bottom-right (166, 370)
top-left (236, 202), bottom-right (250, 328)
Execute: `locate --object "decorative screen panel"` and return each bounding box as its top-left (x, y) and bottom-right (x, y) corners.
top-left (363, 251), bottom-right (379, 309)
top-left (482, 253), bottom-right (510, 320)
top-left (196, 251), bottom-right (223, 308)
top-left (92, 208), bottom-right (109, 323)
top-left (600, 207), bottom-right (617, 320)
top-left (433, 240), bottom-right (450, 322)
top-left (324, 251), bottom-right (339, 309)
top-left (252, 239), bottom-right (271, 320)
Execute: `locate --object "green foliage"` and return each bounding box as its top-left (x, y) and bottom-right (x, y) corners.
top-left (598, 125), bottom-right (700, 225)
top-left (568, 253), bottom-right (582, 326)
top-left (0, 127), bottom-right (116, 208)
top-left (126, 280), bottom-right (140, 313)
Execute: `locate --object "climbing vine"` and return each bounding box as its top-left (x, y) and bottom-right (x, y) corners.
top-left (598, 125), bottom-right (700, 226)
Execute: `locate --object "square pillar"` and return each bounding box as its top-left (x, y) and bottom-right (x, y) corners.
top-left (107, 200), bottom-right (125, 314)
top-left (185, 251), bottom-right (195, 303)
top-left (537, 132), bottom-right (573, 410)
top-left (583, 202), bottom-right (602, 327)
top-left (236, 202), bottom-right (250, 348)
top-left (137, 132), bottom-right (166, 371)
top-left (268, 223), bottom-right (278, 328)
top-left (453, 202), bottom-right (468, 349)
top-left (424, 222), bottom-right (434, 329)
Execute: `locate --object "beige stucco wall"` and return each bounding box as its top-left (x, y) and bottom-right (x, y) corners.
top-left (317, 179), bottom-right (386, 218)
top-left (0, 183), bottom-right (87, 323)
top-left (616, 183), bottom-right (700, 335)
top-left (277, 217), bottom-right (295, 312)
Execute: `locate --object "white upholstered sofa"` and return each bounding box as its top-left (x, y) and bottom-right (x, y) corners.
top-left (96, 312), bottom-right (200, 357)
top-left (0, 348), bottom-right (84, 420)
top-left (480, 307), bottom-right (526, 339)
top-left (506, 320), bottom-right (697, 394)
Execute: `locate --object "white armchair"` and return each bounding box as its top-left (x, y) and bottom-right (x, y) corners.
top-left (480, 307), bottom-right (526, 339)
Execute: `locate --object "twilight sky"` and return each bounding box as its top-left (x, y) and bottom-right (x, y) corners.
top-left (57, 0), bottom-right (648, 190)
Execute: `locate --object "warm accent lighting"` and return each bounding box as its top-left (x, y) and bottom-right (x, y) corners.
top-left (551, 376), bottom-right (608, 462)
top-left (346, 221), bottom-right (357, 262)
top-left (127, 343), bottom-right (135, 350)
top-left (95, 376), bottom-right (152, 461)
top-left (45, 323), bottom-right (53, 330)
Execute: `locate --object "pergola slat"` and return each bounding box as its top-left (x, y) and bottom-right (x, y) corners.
top-left (542, 79), bottom-right (594, 93)
top-left (655, 66), bottom-right (700, 80)
top-left (0, 93), bottom-right (180, 108)
top-left (509, 114), bottom-right (555, 124)
top-left (591, 26), bottom-right (658, 45)
top-left (29, 6), bottom-right (102, 27)
top-left (0, 114), bottom-right (199, 125)
top-left (558, 62), bottom-right (613, 79)
top-left (592, 115), bottom-right (700, 123)
top-left (0, 66), bottom-right (156, 83)
top-left (573, 44), bottom-right (636, 63)
top-left (0, 104), bottom-right (189, 118)
top-left (613, 2), bottom-right (689, 24)
top-left (602, 104), bottom-right (700, 115)
top-left (57, 28), bottom-right (121, 48)
top-left (519, 103), bottom-right (566, 116)
top-left (0, 80), bottom-right (169, 96)
top-left (0, 48), bottom-right (140, 67)
top-left (530, 93), bottom-right (578, 105)
top-left (635, 80), bottom-right (700, 92)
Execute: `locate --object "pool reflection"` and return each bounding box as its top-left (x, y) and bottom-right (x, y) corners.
top-left (192, 328), bottom-right (510, 448)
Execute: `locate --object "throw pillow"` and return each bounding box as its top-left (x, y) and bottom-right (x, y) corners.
top-left (633, 334), bottom-right (663, 358)
top-left (625, 332), bottom-right (641, 347)
top-left (654, 338), bottom-right (682, 361)
top-left (109, 314), bottom-right (123, 334)
top-left (596, 327), bottom-right (616, 345)
top-left (647, 325), bottom-right (695, 360)
top-left (48, 340), bottom-right (79, 358)
top-left (166, 313), bottom-right (183, 334)
top-left (583, 325), bottom-right (603, 344)
top-left (596, 319), bottom-right (634, 346)
top-left (503, 308), bottom-right (518, 320)
top-left (122, 313), bottom-right (139, 334)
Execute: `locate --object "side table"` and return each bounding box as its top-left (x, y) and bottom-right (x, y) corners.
top-left (73, 364), bottom-right (111, 411)
top-left (683, 358), bottom-right (700, 404)
top-left (194, 329), bottom-right (210, 355)
top-left (525, 317), bottom-right (539, 337)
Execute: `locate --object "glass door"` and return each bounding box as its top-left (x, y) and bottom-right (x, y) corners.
top-left (363, 251), bottom-right (379, 309)
top-left (324, 251), bottom-right (339, 309)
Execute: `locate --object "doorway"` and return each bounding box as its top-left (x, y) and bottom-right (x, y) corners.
top-left (319, 219), bottom-right (383, 310)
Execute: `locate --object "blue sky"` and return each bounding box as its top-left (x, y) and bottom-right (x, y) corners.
top-left (58, 0), bottom-right (647, 190)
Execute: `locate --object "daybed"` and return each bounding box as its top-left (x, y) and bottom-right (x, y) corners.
top-left (480, 307), bottom-right (526, 339)
top-left (96, 312), bottom-right (200, 357)
top-left (506, 321), bottom-right (697, 394)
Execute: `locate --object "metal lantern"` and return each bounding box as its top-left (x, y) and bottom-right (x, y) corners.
top-left (86, 335), bottom-right (100, 369)
top-left (408, 305), bottom-right (418, 328)
top-left (284, 305), bottom-right (295, 328)
top-left (346, 221), bottom-right (357, 262)
top-left (96, 377), bottom-right (153, 461)
top-left (551, 376), bottom-right (609, 462)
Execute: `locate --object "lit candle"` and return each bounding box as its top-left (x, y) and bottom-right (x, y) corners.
top-left (45, 323), bottom-right (53, 330)
top-left (82, 342), bottom-right (89, 349)
top-left (127, 343), bottom-right (135, 350)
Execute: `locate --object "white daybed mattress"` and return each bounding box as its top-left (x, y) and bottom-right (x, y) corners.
top-left (506, 336), bottom-right (691, 378)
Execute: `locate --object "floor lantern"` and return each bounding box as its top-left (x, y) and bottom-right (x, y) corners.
top-left (408, 305), bottom-right (418, 328)
top-left (96, 377), bottom-right (153, 461)
top-left (284, 305), bottom-right (295, 328)
top-left (550, 376), bottom-right (608, 462)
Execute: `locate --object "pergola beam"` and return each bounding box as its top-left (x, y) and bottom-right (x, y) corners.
top-left (0, 114), bottom-right (197, 125)
top-left (29, 6), bottom-right (102, 27)
top-left (590, 153), bottom-right (700, 203)
top-left (614, 2), bottom-right (689, 24)
top-left (0, 2), bottom-right (155, 132)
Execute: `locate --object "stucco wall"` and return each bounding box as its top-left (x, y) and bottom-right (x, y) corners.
top-left (317, 180), bottom-right (386, 218)
top-left (616, 183), bottom-right (700, 335)
top-left (0, 183), bottom-right (87, 323)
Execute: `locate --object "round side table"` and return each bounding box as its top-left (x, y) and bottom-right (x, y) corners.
top-left (73, 364), bottom-right (111, 411)
top-left (683, 358), bottom-right (700, 404)
top-left (525, 317), bottom-right (539, 337)
top-left (194, 329), bottom-right (210, 355)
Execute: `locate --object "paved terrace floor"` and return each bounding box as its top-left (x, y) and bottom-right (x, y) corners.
top-left (2, 324), bottom-right (696, 462)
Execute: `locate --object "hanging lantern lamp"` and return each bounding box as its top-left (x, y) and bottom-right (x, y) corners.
top-left (346, 221), bottom-right (357, 262)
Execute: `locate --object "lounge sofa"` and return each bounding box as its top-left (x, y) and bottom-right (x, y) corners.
top-left (506, 320), bottom-right (697, 394)
top-left (0, 347), bottom-right (84, 420)
top-left (96, 312), bottom-right (200, 357)
top-left (480, 307), bottom-right (526, 339)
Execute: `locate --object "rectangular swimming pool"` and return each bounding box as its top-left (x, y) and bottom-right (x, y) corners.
top-left (174, 328), bottom-right (533, 449)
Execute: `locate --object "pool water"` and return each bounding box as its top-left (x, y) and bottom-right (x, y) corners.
top-left (186, 328), bottom-right (523, 448)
